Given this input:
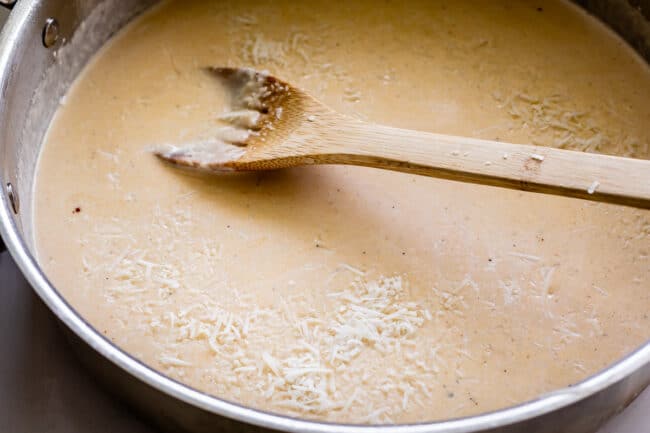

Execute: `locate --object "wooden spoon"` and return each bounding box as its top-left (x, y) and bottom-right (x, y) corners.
top-left (155, 67), bottom-right (650, 209)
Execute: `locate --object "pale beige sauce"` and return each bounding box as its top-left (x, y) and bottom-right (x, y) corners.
top-left (34, 0), bottom-right (650, 424)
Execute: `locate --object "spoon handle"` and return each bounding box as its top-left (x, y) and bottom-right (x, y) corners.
top-left (323, 121), bottom-right (650, 209)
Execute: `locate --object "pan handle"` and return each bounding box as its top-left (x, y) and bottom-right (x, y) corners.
top-left (0, 0), bottom-right (12, 249)
top-left (0, 0), bottom-right (13, 249)
top-left (0, 0), bottom-right (16, 10)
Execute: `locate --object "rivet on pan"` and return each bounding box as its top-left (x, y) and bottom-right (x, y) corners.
top-left (6, 182), bottom-right (18, 214)
top-left (42, 18), bottom-right (60, 48)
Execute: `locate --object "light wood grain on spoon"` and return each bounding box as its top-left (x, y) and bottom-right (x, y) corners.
top-left (156, 67), bottom-right (650, 209)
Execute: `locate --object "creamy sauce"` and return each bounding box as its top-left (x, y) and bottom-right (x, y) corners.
top-left (34, 0), bottom-right (650, 424)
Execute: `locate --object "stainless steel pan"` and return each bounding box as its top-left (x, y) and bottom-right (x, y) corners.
top-left (0, 1), bottom-right (648, 432)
